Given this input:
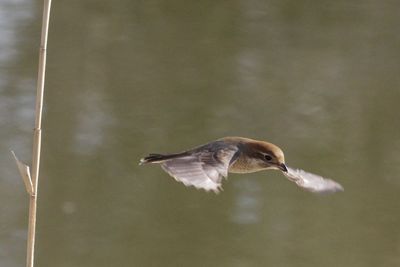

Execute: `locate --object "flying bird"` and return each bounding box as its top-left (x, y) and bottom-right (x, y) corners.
top-left (140, 137), bottom-right (343, 194)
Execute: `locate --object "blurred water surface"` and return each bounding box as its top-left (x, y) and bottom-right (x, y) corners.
top-left (1, 1), bottom-right (400, 266)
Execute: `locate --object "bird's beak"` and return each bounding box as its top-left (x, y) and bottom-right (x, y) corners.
top-left (278, 163), bottom-right (288, 172)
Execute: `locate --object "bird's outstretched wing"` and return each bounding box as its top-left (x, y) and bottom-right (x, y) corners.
top-left (283, 166), bottom-right (344, 194)
top-left (160, 146), bottom-right (239, 193)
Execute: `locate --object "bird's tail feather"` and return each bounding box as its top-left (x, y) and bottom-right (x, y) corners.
top-left (139, 153), bottom-right (183, 165)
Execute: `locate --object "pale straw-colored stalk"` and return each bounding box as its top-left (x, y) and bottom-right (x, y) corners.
top-left (12, 1), bottom-right (52, 266)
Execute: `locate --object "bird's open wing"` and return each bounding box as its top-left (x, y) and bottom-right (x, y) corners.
top-left (283, 166), bottom-right (344, 194)
top-left (160, 146), bottom-right (239, 193)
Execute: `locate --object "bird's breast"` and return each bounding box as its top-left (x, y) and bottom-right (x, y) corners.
top-left (228, 156), bottom-right (266, 174)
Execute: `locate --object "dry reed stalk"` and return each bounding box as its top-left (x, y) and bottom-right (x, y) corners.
top-left (12, 1), bottom-right (52, 267)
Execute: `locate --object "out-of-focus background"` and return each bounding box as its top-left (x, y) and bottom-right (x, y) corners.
top-left (1, 1), bottom-right (400, 266)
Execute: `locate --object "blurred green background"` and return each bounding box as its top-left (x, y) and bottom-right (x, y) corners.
top-left (1, 1), bottom-right (400, 266)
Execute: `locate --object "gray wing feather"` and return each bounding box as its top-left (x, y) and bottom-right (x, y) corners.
top-left (283, 166), bottom-right (344, 194)
top-left (160, 146), bottom-right (238, 193)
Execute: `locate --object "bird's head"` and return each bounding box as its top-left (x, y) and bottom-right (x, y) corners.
top-left (246, 140), bottom-right (288, 172)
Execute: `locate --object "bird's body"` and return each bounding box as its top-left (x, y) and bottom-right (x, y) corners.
top-left (140, 137), bottom-right (343, 194)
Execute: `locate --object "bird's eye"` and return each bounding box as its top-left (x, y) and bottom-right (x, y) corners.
top-left (264, 154), bottom-right (273, 161)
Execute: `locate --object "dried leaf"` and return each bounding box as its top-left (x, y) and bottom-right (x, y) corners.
top-left (11, 150), bottom-right (34, 196)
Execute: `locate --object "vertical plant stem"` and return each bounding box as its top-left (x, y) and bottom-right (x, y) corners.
top-left (27, 1), bottom-right (52, 267)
